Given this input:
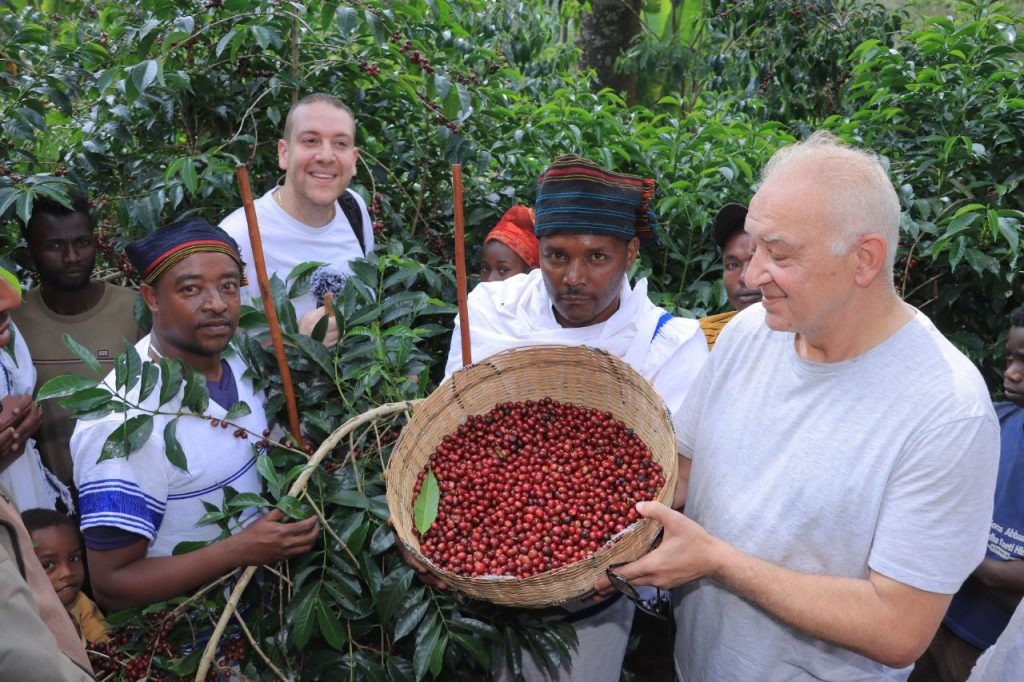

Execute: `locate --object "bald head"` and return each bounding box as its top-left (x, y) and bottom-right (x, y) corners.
top-left (760, 131), bottom-right (901, 282)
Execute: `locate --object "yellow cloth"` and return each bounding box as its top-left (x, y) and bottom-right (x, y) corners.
top-left (699, 310), bottom-right (739, 351)
top-left (67, 592), bottom-right (109, 645)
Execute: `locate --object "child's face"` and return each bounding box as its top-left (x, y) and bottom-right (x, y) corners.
top-left (31, 525), bottom-right (85, 608)
top-left (480, 240), bottom-right (532, 283)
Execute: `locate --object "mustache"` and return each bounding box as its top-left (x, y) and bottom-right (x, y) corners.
top-left (735, 288), bottom-right (762, 298)
top-left (558, 287), bottom-right (591, 298)
top-left (197, 316), bottom-right (233, 328)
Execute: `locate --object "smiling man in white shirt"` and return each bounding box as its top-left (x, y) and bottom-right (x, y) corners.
top-left (221, 93), bottom-right (374, 344)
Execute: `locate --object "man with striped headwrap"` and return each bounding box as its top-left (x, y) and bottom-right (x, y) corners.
top-left (70, 219), bottom-right (318, 611)
top-left (430, 156), bottom-right (709, 682)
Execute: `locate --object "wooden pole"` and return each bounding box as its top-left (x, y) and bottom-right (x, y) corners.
top-left (234, 165), bottom-right (305, 450)
top-left (452, 164), bottom-right (472, 367)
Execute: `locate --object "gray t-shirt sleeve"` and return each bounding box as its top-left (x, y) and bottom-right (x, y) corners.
top-left (869, 414), bottom-right (999, 594)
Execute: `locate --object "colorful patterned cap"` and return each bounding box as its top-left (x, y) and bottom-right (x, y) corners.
top-left (484, 205), bottom-right (538, 268)
top-left (534, 155), bottom-right (658, 244)
top-left (126, 218), bottom-right (247, 286)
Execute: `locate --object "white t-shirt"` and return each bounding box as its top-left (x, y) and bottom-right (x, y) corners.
top-left (675, 304), bottom-right (1000, 681)
top-left (220, 187), bottom-right (374, 319)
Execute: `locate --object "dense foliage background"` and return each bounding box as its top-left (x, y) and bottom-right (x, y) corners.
top-left (2, 0), bottom-right (1022, 679)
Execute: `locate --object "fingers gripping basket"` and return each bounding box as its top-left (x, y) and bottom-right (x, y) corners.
top-left (385, 345), bottom-right (677, 608)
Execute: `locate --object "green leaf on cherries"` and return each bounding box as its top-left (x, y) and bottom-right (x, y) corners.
top-left (413, 468), bottom-right (439, 536)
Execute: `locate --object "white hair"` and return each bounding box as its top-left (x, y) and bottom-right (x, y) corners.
top-left (760, 131), bottom-right (901, 282)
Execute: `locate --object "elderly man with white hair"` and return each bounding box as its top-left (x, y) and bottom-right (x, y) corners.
top-left (595, 131), bottom-right (1000, 681)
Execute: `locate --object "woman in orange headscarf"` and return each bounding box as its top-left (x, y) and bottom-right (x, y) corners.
top-left (479, 206), bottom-right (538, 282)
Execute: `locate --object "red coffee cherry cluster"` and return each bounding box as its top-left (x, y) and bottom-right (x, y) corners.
top-left (357, 59), bottom-right (381, 77)
top-left (88, 609), bottom-right (180, 680)
top-left (370, 193), bottom-right (384, 234)
top-left (414, 397), bottom-right (665, 579)
top-left (216, 636), bottom-right (247, 672)
top-left (425, 227), bottom-right (446, 257)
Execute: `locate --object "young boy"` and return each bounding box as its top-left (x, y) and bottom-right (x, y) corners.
top-left (21, 508), bottom-right (109, 645)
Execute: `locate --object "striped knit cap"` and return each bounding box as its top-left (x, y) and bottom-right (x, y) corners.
top-left (534, 155), bottom-right (658, 244)
top-left (126, 218), bottom-right (247, 286)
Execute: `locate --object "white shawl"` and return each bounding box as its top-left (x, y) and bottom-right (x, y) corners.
top-left (444, 270), bottom-right (709, 443)
top-left (0, 323), bottom-right (73, 512)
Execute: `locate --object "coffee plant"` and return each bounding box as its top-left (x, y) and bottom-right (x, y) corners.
top-left (3, 0), bottom-right (1023, 679)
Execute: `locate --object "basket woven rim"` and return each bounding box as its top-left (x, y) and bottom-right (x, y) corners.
top-left (385, 344), bottom-right (677, 607)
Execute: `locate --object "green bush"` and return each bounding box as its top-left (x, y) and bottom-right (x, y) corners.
top-left (832, 0), bottom-right (1024, 383)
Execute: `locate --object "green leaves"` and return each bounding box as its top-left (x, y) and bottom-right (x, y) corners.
top-left (413, 469), bottom-right (439, 536)
top-left (62, 333), bottom-right (103, 376)
top-left (224, 401), bottom-right (252, 420)
top-left (128, 59), bottom-right (159, 99)
top-left (99, 414), bottom-right (153, 462)
top-left (163, 418), bottom-right (188, 472)
top-left (114, 340), bottom-right (143, 392)
top-left (37, 374), bottom-right (98, 401)
top-left (413, 611), bottom-right (446, 680)
top-left (180, 367), bottom-right (210, 414)
top-left (158, 358), bottom-right (184, 406)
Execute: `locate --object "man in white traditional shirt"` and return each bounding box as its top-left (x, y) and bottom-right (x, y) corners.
top-left (71, 219), bottom-right (319, 611)
top-left (0, 265), bottom-right (71, 513)
top-left (220, 93), bottom-right (374, 346)
top-left (415, 155), bottom-right (709, 682)
top-left (594, 132), bottom-right (1000, 681)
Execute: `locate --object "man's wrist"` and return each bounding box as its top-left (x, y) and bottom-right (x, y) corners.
top-left (705, 534), bottom-right (741, 585)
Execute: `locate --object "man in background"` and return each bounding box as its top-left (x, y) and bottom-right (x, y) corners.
top-left (910, 304), bottom-right (1024, 681)
top-left (12, 193), bottom-right (140, 486)
top-left (220, 93), bottom-right (374, 346)
top-left (699, 202), bottom-right (762, 350)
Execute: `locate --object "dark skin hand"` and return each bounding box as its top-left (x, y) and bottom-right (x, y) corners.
top-left (970, 558), bottom-right (1024, 612)
top-left (391, 519), bottom-right (448, 589)
top-left (88, 509), bottom-right (320, 611)
top-left (0, 394), bottom-right (43, 471)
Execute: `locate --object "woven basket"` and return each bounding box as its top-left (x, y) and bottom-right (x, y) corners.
top-left (385, 345), bottom-right (677, 608)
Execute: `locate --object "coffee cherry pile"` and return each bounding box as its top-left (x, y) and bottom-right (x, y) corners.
top-left (413, 398), bottom-right (665, 579)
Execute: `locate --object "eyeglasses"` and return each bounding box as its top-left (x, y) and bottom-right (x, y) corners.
top-left (605, 563), bottom-right (668, 621)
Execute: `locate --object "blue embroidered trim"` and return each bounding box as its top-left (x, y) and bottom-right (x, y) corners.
top-left (652, 311), bottom-right (674, 341)
top-left (79, 479), bottom-right (164, 539)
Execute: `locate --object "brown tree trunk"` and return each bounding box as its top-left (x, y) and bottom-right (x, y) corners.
top-left (578, 0), bottom-right (643, 103)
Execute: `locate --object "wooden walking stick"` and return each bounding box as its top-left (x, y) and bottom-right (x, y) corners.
top-left (235, 164), bottom-right (305, 450)
top-left (452, 164), bottom-right (472, 367)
